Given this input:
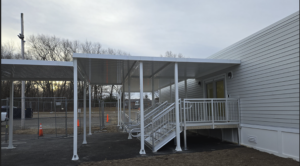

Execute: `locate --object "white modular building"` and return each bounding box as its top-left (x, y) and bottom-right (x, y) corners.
top-left (159, 11), bottom-right (299, 160)
top-left (1, 11), bottom-right (298, 161)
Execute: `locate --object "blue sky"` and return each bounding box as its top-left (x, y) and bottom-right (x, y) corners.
top-left (2, 0), bottom-right (299, 58)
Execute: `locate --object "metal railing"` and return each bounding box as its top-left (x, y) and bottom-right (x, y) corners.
top-left (144, 99), bottom-right (181, 148)
top-left (183, 98), bottom-right (240, 124)
top-left (136, 101), bottom-right (162, 123)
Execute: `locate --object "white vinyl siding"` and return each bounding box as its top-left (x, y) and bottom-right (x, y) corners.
top-left (159, 11), bottom-right (299, 129)
top-left (160, 79), bottom-right (202, 103)
top-left (205, 11), bottom-right (299, 129)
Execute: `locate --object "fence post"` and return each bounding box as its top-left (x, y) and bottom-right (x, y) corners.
top-left (102, 101), bottom-right (105, 128)
top-left (54, 98), bottom-right (57, 137)
top-left (211, 99), bottom-right (214, 129)
top-left (99, 100), bottom-right (102, 130)
top-left (65, 98), bottom-right (68, 137)
top-left (5, 98), bottom-right (9, 143)
top-left (38, 98), bottom-right (39, 139)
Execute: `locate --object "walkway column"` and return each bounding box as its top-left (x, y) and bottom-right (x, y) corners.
top-left (122, 84), bottom-right (125, 120)
top-left (7, 81), bottom-right (15, 149)
top-left (72, 58), bottom-right (79, 160)
top-left (174, 62), bottom-right (182, 151)
top-left (184, 79), bottom-right (188, 150)
top-left (185, 79), bottom-right (187, 98)
top-left (119, 92), bottom-right (122, 129)
top-left (170, 85), bottom-right (172, 103)
top-left (152, 76), bottom-right (155, 106)
top-left (128, 76), bottom-right (131, 123)
top-left (139, 62), bottom-right (146, 154)
top-left (117, 93), bottom-right (120, 127)
top-left (88, 84), bottom-right (92, 135)
top-left (82, 81), bottom-right (87, 144)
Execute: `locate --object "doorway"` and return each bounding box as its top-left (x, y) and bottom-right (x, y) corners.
top-left (204, 77), bottom-right (226, 120)
top-left (205, 79), bottom-right (225, 98)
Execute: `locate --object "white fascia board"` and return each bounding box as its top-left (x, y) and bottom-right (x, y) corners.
top-left (2, 59), bottom-right (73, 67)
top-left (73, 53), bottom-right (241, 64)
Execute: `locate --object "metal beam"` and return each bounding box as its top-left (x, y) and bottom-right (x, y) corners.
top-left (149, 62), bottom-right (172, 78)
top-left (124, 61), bottom-right (137, 83)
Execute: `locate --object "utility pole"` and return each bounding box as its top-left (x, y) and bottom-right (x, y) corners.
top-left (18, 13), bottom-right (25, 129)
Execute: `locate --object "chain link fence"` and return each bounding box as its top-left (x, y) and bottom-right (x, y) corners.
top-left (1, 97), bottom-right (122, 142)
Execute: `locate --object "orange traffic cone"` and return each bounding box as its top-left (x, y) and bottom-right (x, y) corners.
top-left (106, 114), bottom-right (109, 122)
top-left (77, 119), bottom-right (80, 127)
top-left (39, 123), bottom-right (43, 136)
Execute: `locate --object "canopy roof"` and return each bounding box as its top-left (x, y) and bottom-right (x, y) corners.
top-left (74, 54), bottom-right (240, 92)
top-left (1, 54), bottom-right (240, 92)
top-left (1, 59), bottom-right (79, 81)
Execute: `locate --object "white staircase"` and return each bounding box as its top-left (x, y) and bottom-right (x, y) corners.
top-left (136, 102), bottom-right (183, 152)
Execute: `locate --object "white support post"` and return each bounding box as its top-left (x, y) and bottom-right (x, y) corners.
top-left (72, 58), bottom-right (79, 160)
top-left (7, 81), bottom-right (15, 149)
top-left (128, 77), bottom-right (131, 123)
top-left (211, 99), bottom-right (215, 129)
top-left (21, 81), bottom-right (25, 129)
top-left (82, 81), bottom-right (87, 144)
top-left (119, 92), bottom-right (122, 129)
top-left (139, 62), bottom-right (146, 154)
top-left (185, 79), bottom-right (187, 98)
top-left (174, 62), bottom-right (182, 151)
top-left (184, 79), bottom-right (187, 150)
top-left (117, 93), bottom-right (120, 127)
top-left (88, 85), bottom-right (92, 135)
top-left (152, 76), bottom-right (155, 106)
top-left (170, 85), bottom-right (172, 103)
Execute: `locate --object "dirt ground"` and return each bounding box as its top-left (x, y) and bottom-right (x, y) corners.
top-left (13, 125), bottom-right (119, 135)
top-left (80, 148), bottom-right (298, 166)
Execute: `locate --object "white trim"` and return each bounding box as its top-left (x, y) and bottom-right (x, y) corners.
top-left (73, 53), bottom-right (241, 64)
top-left (240, 124), bottom-right (299, 134)
top-left (2, 59), bottom-right (73, 67)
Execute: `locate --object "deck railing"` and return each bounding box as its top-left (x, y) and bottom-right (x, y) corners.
top-left (183, 98), bottom-right (240, 125)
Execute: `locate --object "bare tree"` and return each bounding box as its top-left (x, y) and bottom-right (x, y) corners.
top-left (160, 51), bottom-right (184, 58)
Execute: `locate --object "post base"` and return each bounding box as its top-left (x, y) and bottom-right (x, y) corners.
top-left (175, 146), bottom-right (182, 152)
top-left (2, 146), bottom-right (15, 149)
top-left (128, 134), bottom-right (132, 139)
top-left (88, 133), bottom-right (92, 136)
top-left (82, 141), bottom-right (87, 144)
top-left (72, 154), bottom-right (79, 160)
top-left (139, 149), bottom-right (146, 154)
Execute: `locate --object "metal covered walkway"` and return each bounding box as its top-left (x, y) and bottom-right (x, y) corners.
top-left (1, 54), bottom-right (240, 160)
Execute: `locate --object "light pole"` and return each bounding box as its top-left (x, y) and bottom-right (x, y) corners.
top-left (18, 13), bottom-right (25, 130)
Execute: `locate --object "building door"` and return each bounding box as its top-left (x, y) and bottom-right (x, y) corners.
top-left (205, 79), bottom-right (225, 98)
top-left (205, 79), bottom-right (226, 120)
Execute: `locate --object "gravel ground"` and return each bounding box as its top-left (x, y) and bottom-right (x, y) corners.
top-left (80, 148), bottom-right (298, 166)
